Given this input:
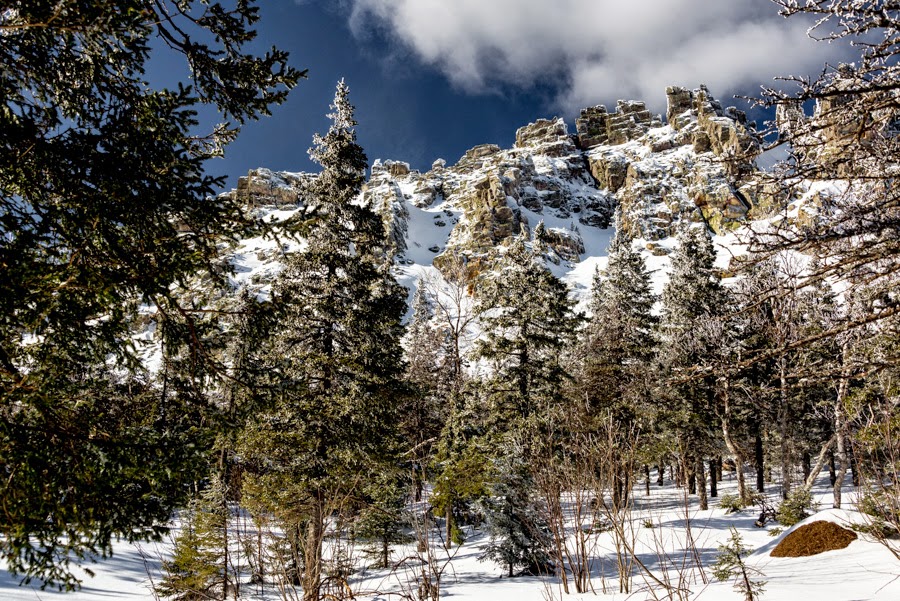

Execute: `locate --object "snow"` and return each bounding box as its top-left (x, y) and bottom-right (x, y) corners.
top-left (3, 477), bottom-right (897, 600)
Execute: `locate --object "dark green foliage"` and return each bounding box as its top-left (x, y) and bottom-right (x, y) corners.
top-left (157, 476), bottom-right (231, 600)
top-left (402, 286), bottom-right (446, 499)
top-left (0, 1), bottom-right (301, 588)
top-left (479, 450), bottom-right (552, 577)
top-left (657, 226), bottom-right (727, 452)
top-left (355, 470), bottom-right (412, 568)
top-left (474, 239), bottom-right (578, 424)
top-left (580, 220), bottom-right (657, 421)
top-left (776, 488), bottom-right (817, 527)
top-left (712, 527), bottom-right (765, 601)
top-left (237, 82), bottom-right (406, 601)
top-left (431, 441), bottom-right (491, 546)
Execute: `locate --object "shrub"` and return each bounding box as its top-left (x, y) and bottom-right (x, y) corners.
top-left (776, 489), bottom-right (817, 527)
top-left (718, 493), bottom-right (745, 513)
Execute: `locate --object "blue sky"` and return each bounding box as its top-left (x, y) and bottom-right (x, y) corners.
top-left (168, 1), bottom-right (851, 190)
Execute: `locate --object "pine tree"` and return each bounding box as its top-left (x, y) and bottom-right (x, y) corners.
top-left (0, 2), bottom-right (300, 587)
top-left (658, 226), bottom-right (727, 508)
top-left (479, 448), bottom-right (551, 577)
top-left (238, 81), bottom-right (406, 601)
top-left (581, 221), bottom-right (657, 419)
top-left (355, 469), bottom-right (411, 569)
top-left (577, 222), bottom-right (657, 507)
top-left (402, 285), bottom-right (446, 501)
top-left (157, 476), bottom-right (232, 601)
top-left (712, 527), bottom-right (765, 601)
top-left (475, 239), bottom-right (579, 425)
top-left (470, 239), bottom-right (578, 561)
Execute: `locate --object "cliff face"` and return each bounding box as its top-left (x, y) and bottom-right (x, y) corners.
top-left (223, 85), bottom-right (774, 285)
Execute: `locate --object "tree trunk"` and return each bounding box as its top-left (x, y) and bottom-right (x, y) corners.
top-left (696, 456), bottom-right (708, 511)
top-left (644, 464), bottom-right (651, 497)
top-left (834, 432), bottom-right (848, 509)
top-left (849, 440), bottom-right (860, 487)
top-left (833, 342), bottom-right (852, 509)
top-left (709, 457), bottom-right (718, 498)
top-left (720, 380), bottom-right (748, 503)
top-left (778, 359), bottom-right (793, 500)
top-left (828, 449), bottom-right (837, 486)
top-left (801, 435), bottom-right (836, 493)
top-left (802, 451), bottom-right (811, 483)
top-left (754, 429), bottom-right (765, 493)
top-left (687, 459), bottom-right (697, 495)
top-left (303, 497), bottom-right (325, 601)
top-left (445, 503), bottom-right (454, 548)
top-left (656, 463), bottom-right (664, 487)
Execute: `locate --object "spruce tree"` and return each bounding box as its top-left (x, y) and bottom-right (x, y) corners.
top-left (658, 226), bottom-right (727, 508)
top-left (355, 469), bottom-right (411, 569)
top-left (581, 220), bottom-right (657, 419)
top-left (471, 239), bottom-right (577, 561)
top-left (474, 239), bottom-right (579, 425)
top-left (238, 81), bottom-right (406, 601)
top-left (157, 476), bottom-right (232, 601)
top-left (578, 222), bottom-right (657, 507)
top-left (0, 1), bottom-right (300, 588)
top-left (479, 448), bottom-right (551, 577)
top-left (402, 285), bottom-right (446, 500)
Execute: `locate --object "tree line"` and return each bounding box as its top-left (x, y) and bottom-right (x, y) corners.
top-left (1, 0), bottom-right (898, 598)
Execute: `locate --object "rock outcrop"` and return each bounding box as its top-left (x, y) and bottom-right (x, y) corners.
top-left (222, 168), bottom-right (311, 207)
top-left (225, 85), bottom-right (774, 280)
top-left (584, 86), bottom-right (762, 241)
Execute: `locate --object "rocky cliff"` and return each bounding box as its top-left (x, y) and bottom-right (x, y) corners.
top-left (223, 86), bottom-right (781, 289)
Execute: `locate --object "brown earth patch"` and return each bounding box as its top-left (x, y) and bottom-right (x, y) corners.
top-left (771, 520), bottom-right (858, 557)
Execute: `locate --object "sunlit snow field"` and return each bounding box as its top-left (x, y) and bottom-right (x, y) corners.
top-left (2, 472), bottom-right (897, 601)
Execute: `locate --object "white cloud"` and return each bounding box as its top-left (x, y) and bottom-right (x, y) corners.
top-left (347, 0), bottom-right (852, 115)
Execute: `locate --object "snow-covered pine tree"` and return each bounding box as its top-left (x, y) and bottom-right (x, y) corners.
top-left (581, 218), bottom-right (657, 418)
top-left (475, 238), bottom-right (579, 426)
top-left (577, 220), bottom-right (657, 507)
top-left (658, 225), bottom-right (728, 509)
top-left (470, 238), bottom-right (578, 566)
top-left (479, 447), bottom-right (552, 578)
top-left (238, 81), bottom-right (406, 601)
top-left (402, 285), bottom-right (446, 500)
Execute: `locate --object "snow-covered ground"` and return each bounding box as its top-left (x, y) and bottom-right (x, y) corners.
top-left (3, 474), bottom-right (897, 601)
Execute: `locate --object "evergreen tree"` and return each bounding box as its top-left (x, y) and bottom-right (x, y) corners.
top-left (581, 221), bottom-right (657, 419)
top-left (355, 469), bottom-right (411, 569)
top-left (402, 285), bottom-right (446, 500)
top-left (474, 239), bottom-right (579, 425)
top-left (0, 1), bottom-right (300, 588)
top-left (479, 448), bottom-right (551, 577)
top-left (157, 476), bottom-right (232, 601)
top-left (470, 239), bottom-right (577, 560)
top-left (577, 222), bottom-right (657, 507)
top-left (657, 226), bottom-right (727, 508)
top-left (238, 81), bottom-right (406, 601)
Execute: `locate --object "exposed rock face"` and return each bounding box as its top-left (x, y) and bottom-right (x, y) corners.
top-left (222, 168), bottom-right (311, 207)
top-left (585, 86), bottom-right (761, 240)
top-left (575, 100), bottom-right (662, 150)
top-left (361, 117), bottom-right (614, 277)
top-left (227, 85), bottom-right (772, 281)
top-left (516, 117), bottom-right (568, 148)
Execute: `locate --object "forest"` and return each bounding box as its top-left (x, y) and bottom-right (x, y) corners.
top-left (1, 1), bottom-right (899, 600)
